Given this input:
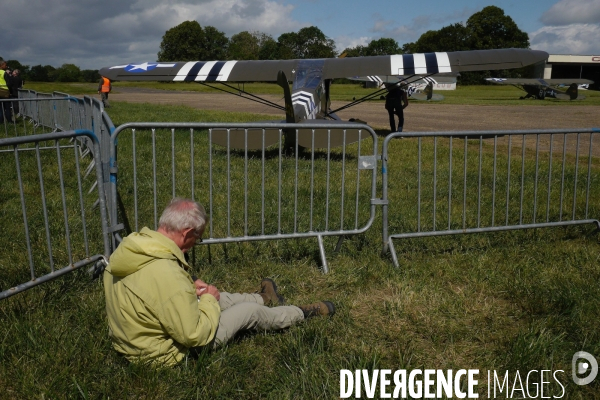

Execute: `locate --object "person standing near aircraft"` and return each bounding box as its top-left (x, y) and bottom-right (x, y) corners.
top-left (0, 61), bottom-right (13, 123)
top-left (385, 82), bottom-right (409, 132)
top-left (98, 75), bottom-right (112, 108)
top-left (9, 69), bottom-right (23, 117)
top-left (104, 197), bottom-right (335, 366)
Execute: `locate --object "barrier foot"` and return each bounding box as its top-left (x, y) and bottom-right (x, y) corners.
top-left (388, 238), bottom-right (400, 268)
top-left (334, 235), bottom-right (345, 253)
top-left (317, 235), bottom-right (329, 274)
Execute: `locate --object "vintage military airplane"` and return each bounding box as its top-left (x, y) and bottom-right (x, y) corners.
top-left (485, 77), bottom-right (594, 100)
top-left (100, 48), bottom-right (547, 148)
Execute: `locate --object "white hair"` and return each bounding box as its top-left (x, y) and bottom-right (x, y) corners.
top-left (158, 198), bottom-right (207, 236)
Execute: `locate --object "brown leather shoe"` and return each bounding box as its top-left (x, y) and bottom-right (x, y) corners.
top-left (298, 301), bottom-right (335, 318)
top-left (259, 278), bottom-right (285, 306)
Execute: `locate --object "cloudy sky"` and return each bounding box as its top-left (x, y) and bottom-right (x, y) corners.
top-left (1, 0), bottom-right (599, 70)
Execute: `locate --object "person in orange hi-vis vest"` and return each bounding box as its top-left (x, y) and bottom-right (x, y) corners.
top-left (98, 75), bottom-right (112, 108)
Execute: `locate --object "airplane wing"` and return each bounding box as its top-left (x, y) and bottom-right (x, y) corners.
top-left (486, 78), bottom-right (594, 86)
top-left (100, 48), bottom-right (548, 82)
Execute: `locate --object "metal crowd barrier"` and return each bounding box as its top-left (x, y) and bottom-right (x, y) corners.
top-left (0, 130), bottom-right (111, 300)
top-left (109, 122), bottom-right (379, 272)
top-left (381, 129), bottom-right (600, 267)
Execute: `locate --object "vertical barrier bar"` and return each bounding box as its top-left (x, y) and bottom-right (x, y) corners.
top-left (547, 134), bottom-right (554, 223)
top-left (294, 130), bottom-right (299, 233)
top-left (448, 137), bottom-right (453, 230)
top-left (277, 132), bottom-right (282, 234)
top-left (533, 134), bottom-right (540, 223)
top-left (355, 132), bottom-right (362, 229)
top-left (433, 137), bottom-right (437, 231)
top-left (171, 128), bottom-right (176, 198)
top-left (310, 129), bottom-right (315, 232)
top-left (585, 133), bottom-right (594, 219)
top-left (133, 129), bottom-right (139, 232)
top-left (56, 140), bottom-right (73, 267)
top-left (340, 130), bottom-right (347, 231)
top-left (73, 141), bottom-right (90, 257)
top-left (261, 129), bottom-right (266, 235)
top-left (520, 135), bottom-right (526, 225)
top-left (559, 134), bottom-right (567, 221)
top-left (573, 133), bottom-right (581, 220)
top-left (463, 137), bottom-right (467, 229)
top-left (417, 137), bottom-right (422, 232)
top-left (477, 137), bottom-right (482, 228)
top-left (325, 132), bottom-right (331, 231)
top-left (208, 129), bottom-right (214, 237)
top-left (244, 129), bottom-right (248, 237)
top-left (227, 129), bottom-right (231, 236)
top-left (506, 136), bottom-right (512, 225)
top-left (190, 129), bottom-right (195, 202)
top-left (36, 143), bottom-right (55, 270)
top-left (152, 129), bottom-right (157, 229)
top-left (492, 136), bottom-right (497, 227)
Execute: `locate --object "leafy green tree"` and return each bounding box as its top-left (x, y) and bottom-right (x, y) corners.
top-left (342, 38), bottom-right (400, 57)
top-left (229, 31), bottom-right (260, 60)
top-left (365, 38), bottom-right (400, 56)
top-left (257, 35), bottom-right (279, 60)
top-left (467, 6), bottom-right (529, 50)
top-left (53, 64), bottom-right (82, 82)
top-left (158, 21), bottom-right (229, 61)
top-left (28, 65), bottom-right (55, 82)
top-left (404, 23), bottom-right (470, 53)
top-left (202, 26), bottom-right (229, 60)
top-left (340, 45), bottom-right (368, 58)
top-left (158, 21), bottom-right (206, 61)
top-left (276, 26), bottom-right (336, 59)
top-left (228, 31), bottom-right (277, 60)
top-left (81, 69), bottom-right (101, 83)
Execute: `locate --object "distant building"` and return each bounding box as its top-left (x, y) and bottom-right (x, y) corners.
top-left (544, 55), bottom-right (600, 90)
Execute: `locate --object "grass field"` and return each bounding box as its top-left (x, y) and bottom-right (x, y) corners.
top-left (24, 81), bottom-right (600, 107)
top-left (1, 99), bottom-right (599, 398)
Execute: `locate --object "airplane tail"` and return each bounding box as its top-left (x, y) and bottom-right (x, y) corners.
top-left (277, 70), bottom-right (297, 123)
top-left (566, 83), bottom-right (578, 100)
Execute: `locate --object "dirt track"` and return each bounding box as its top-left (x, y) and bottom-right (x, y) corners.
top-left (110, 87), bottom-right (600, 132)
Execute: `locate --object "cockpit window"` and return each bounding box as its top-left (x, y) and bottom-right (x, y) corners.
top-left (293, 60), bottom-right (325, 90)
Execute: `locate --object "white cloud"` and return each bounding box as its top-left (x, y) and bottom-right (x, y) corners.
top-left (0, 0), bottom-right (301, 69)
top-left (530, 24), bottom-right (600, 54)
top-left (369, 7), bottom-right (475, 45)
top-left (334, 36), bottom-right (371, 52)
top-left (540, 0), bottom-right (600, 26)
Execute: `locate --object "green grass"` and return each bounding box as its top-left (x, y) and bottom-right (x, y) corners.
top-left (1, 101), bottom-right (599, 398)
top-left (24, 81), bottom-right (600, 106)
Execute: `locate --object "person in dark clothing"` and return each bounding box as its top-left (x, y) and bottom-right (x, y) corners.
top-left (384, 82), bottom-right (409, 132)
top-left (9, 69), bottom-right (23, 117)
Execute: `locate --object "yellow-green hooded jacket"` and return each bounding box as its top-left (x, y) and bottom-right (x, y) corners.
top-left (104, 227), bottom-right (220, 366)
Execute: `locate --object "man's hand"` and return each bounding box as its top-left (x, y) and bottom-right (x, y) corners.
top-left (194, 279), bottom-right (209, 295)
top-left (204, 285), bottom-right (220, 301)
top-left (194, 279), bottom-right (220, 301)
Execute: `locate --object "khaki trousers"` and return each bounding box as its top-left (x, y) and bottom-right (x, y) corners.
top-left (214, 292), bottom-right (304, 346)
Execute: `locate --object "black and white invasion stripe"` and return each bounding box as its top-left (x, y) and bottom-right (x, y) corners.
top-left (367, 76), bottom-right (383, 86)
top-left (390, 53), bottom-right (451, 75)
top-left (292, 91), bottom-right (316, 119)
top-left (173, 61), bottom-right (238, 82)
top-left (422, 76), bottom-right (438, 85)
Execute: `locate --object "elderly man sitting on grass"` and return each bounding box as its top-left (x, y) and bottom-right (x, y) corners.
top-left (104, 197), bottom-right (335, 366)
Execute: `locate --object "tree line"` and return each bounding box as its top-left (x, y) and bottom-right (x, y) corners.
top-left (1, 6), bottom-right (530, 84)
